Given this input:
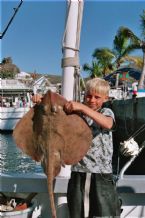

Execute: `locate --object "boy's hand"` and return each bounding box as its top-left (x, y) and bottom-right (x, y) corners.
top-left (64, 101), bottom-right (83, 114)
top-left (31, 94), bottom-right (43, 104)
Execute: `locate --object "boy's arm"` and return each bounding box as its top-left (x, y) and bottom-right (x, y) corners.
top-left (64, 101), bottom-right (113, 130)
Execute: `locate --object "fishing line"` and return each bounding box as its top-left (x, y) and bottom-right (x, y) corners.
top-left (127, 124), bottom-right (145, 141)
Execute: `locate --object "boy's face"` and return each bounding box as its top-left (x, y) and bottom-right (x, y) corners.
top-left (85, 91), bottom-right (108, 111)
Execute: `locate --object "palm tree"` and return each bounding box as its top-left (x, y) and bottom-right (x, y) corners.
top-left (83, 61), bottom-right (103, 78)
top-left (114, 10), bottom-right (145, 89)
top-left (83, 48), bottom-right (115, 78)
top-left (83, 11), bottom-right (144, 82)
top-left (113, 27), bottom-right (134, 68)
top-left (92, 48), bottom-right (115, 76)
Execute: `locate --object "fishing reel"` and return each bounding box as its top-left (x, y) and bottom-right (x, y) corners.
top-left (120, 138), bottom-right (139, 157)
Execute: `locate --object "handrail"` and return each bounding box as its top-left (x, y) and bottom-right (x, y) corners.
top-left (0, 173), bottom-right (69, 193)
top-left (119, 141), bottom-right (145, 179)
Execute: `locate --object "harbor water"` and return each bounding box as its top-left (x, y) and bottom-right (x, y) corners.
top-left (0, 132), bottom-right (43, 174)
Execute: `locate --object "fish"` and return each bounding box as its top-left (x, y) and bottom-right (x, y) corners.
top-left (13, 90), bottom-right (92, 218)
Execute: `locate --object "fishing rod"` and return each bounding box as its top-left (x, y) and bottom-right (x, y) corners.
top-left (0, 0), bottom-right (23, 39)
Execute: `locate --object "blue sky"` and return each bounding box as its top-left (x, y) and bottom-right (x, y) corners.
top-left (1, 0), bottom-right (145, 77)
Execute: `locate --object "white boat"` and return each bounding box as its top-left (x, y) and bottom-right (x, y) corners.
top-left (0, 79), bottom-right (32, 131)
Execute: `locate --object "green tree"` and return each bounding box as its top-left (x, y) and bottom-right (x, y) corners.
top-left (83, 61), bottom-right (103, 78)
top-left (83, 11), bottom-right (144, 82)
top-left (0, 57), bottom-right (20, 79)
top-left (114, 10), bottom-right (145, 89)
top-left (83, 48), bottom-right (115, 78)
top-left (113, 27), bottom-right (133, 68)
top-left (92, 48), bottom-right (115, 76)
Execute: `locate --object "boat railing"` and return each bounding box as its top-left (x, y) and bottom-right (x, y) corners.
top-left (119, 141), bottom-right (145, 180)
top-left (0, 173), bottom-right (69, 194)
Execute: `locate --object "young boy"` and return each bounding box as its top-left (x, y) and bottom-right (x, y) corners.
top-left (64, 77), bottom-right (120, 218)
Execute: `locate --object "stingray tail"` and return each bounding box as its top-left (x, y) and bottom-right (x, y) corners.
top-left (47, 156), bottom-right (57, 218)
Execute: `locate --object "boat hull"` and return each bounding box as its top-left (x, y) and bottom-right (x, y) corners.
top-left (0, 107), bottom-right (30, 131)
top-left (110, 97), bottom-right (145, 175)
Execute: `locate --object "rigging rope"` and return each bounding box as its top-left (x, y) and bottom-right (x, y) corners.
top-left (127, 124), bottom-right (145, 141)
top-left (73, 0), bottom-right (84, 102)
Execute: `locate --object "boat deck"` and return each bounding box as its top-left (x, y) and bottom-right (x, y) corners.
top-left (1, 173), bottom-right (145, 217)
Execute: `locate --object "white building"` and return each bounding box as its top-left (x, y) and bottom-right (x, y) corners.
top-left (32, 76), bottom-right (58, 94)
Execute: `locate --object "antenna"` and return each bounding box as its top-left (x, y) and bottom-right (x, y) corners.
top-left (0, 0), bottom-right (23, 39)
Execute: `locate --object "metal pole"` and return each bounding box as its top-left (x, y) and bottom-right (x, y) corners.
top-left (0, 0), bottom-right (23, 39)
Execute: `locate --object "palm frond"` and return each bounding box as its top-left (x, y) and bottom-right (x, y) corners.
top-left (119, 26), bottom-right (140, 41)
top-left (83, 61), bottom-right (103, 78)
top-left (121, 55), bottom-right (143, 69)
top-left (92, 48), bottom-right (115, 60)
top-left (83, 63), bottom-right (92, 72)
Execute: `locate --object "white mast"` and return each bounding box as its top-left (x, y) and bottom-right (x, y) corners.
top-left (58, 0), bottom-right (84, 179)
top-left (56, 1), bottom-right (84, 217)
top-left (61, 0), bottom-right (84, 100)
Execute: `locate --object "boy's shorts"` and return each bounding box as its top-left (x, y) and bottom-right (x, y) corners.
top-left (67, 172), bottom-right (121, 218)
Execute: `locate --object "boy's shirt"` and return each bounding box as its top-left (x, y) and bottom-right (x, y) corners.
top-left (72, 107), bottom-right (115, 174)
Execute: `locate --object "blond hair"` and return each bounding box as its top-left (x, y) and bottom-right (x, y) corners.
top-left (85, 78), bottom-right (110, 96)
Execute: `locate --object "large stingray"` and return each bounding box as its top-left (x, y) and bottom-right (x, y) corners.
top-left (13, 90), bottom-right (92, 218)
